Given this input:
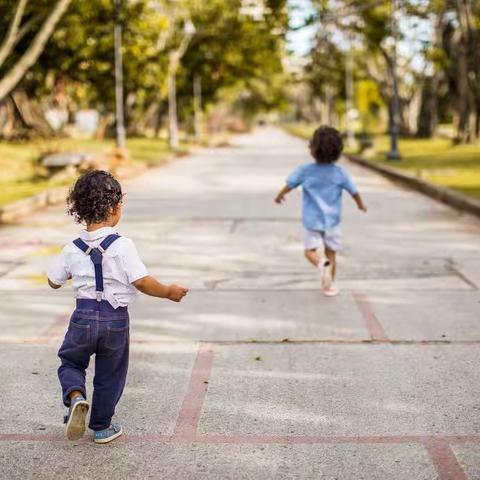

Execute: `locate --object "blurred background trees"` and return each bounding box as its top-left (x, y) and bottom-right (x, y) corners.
top-left (302, 0), bottom-right (480, 143)
top-left (0, 0), bottom-right (288, 140)
top-left (0, 0), bottom-right (479, 144)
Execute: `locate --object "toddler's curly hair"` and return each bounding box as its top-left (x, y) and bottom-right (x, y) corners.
top-left (67, 170), bottom-right (123, 225)
top-left (309, 126), bottom-right (344, 163)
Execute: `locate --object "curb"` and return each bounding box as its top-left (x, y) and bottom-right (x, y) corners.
top-left (346, 154), bottom-right (480, 218)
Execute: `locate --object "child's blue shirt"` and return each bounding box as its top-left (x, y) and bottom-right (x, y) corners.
top-left (286, 162), bottom-right (357, 231)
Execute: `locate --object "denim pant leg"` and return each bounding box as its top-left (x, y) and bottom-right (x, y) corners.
top-left (58, 312), bottom-right (93, 406)
top-left (88, 316), bottom-right (129, 431)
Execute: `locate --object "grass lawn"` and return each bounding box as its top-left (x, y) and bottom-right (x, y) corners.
top-left (282, 123), bottom-right (480, 200)
top-left (368, 136), bottom-right (480, 199)
top-left (0, 137), bottom-right (176, 207)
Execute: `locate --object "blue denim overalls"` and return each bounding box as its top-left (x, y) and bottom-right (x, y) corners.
top-left (57, 234), bottom-right (130, 431)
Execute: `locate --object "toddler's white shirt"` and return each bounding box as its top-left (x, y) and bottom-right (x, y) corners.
top-left (48, 227), bottom-right (148, 308)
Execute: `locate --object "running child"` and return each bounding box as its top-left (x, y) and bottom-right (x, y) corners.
top-left (275, 126), bottom-right (367, 296)
top-left (48, 170), bottom-right (188, 444)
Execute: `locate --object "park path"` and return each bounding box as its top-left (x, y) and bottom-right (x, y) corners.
top-left (0, 127), bottom-right (480, 479)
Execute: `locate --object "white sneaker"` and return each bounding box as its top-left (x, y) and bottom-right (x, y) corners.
top-left (323, 284), bottom-right (339, 297)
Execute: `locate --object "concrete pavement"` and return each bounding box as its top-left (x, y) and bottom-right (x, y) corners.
top-left (0, 127), bottom-right (479, 479)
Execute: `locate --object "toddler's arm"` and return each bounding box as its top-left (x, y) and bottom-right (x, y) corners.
top-left (133, 275), bottom-right (188, 302)
top-left (274, 184), bottom-right (293, 204)
top-left (48, 248), bottom-right (70, 290)
top-left (352, 192), bottom-right (367, 212)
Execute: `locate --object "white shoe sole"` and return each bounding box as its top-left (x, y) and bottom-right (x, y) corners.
top-left (323, 288), bottom-right (339, 297)
top-left (66, 400), bottom-right (89, 440)
top-left (94, 427), bottom-right (123, 444)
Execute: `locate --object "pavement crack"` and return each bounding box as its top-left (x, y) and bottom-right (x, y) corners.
top-left (229, 219), bottom-right (243, 234)
top-left (446, 258), bottom-right (478, 289)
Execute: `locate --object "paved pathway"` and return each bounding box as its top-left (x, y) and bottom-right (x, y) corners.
top-left (1, 127), bottom-right (480, 479)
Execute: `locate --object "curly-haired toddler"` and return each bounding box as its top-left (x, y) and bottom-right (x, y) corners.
top-left (275, 126), bottom-right (367, 296)
top-left (48, 170), bottom-right (188, 443)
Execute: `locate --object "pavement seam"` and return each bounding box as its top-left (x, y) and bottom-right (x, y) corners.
top-left (446, 259), bottom-right (479, 290)
top-left (36, 313), bottom-right (69, 345)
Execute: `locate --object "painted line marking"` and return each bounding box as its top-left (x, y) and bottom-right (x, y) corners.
top-left (0, 433), bottom-right (479, 445)
top-left (172, 343), bottom-right (215, 440)
top-left (353, 291), bottom-right (389, 341)
top-left (424, 437), bottom-right (468, 480)
top-left (37, 314), bottom-right (69, 345)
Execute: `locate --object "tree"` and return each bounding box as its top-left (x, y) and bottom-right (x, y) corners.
top-left (0, 0), bottom-right (290, 138)
top-left (0, 0), bottom-right (72, 101)
top-left (176, 0), bottom-right (289, 123)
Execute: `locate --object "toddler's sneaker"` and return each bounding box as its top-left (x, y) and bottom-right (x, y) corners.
top-left (64, 395), bottom-right (89, 440)
top-left (323, 284), bottom-right (339, 297)
top-left (94, 423), bottom-right (123, 444)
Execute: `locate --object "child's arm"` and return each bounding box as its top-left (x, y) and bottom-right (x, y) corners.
top-left (133, 275), bottom-right (188, 302)
top-left (352, 192), bottom-right (367, 212)
top-left (274, 184), bottom-right (293, 204)
top-left (48, 248), bottom-right (70, 290)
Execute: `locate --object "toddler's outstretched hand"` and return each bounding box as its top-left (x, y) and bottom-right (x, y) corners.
top-left (275, 185), bottom-right (293, 205)
top-left (167, 284), bottom-right (189, 302)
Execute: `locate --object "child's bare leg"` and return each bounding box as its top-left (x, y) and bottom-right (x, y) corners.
top-left (304, 249), bottom-right (320, 267)
top-left (325, 248), bottom-right (336, 280)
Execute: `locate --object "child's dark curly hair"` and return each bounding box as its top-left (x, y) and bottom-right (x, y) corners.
top-left (309, 126), bottom-right (344, 163)
top-left (67, 170), bottom-right (123, 225)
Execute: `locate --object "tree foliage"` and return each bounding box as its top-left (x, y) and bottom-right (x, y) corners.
top-left (0, 0), bottom-right (289, 138)
top-left (305, 0), bottom-right (480, 142)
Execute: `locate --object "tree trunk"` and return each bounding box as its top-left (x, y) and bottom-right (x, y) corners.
top-left (0, 0), bottom-right (29, 68)
top-left (416, 76), bottom-right (440, 138)
top-left (0, 0), bottom-right (72, 102)
top-left (454, 34), bottom-right (475, 143)
top-left (452, 0), bottom-right (479, 142)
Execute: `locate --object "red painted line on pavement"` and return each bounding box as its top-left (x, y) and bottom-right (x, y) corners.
top-left (1, 433), bottom-right (479, 446)
top-left (423, 437), bottom-right (468, 480)
top-left (37, 314), bottom-right (69, 345)
top-left (172, 343), bottom-right (215, 440)
top-left (353, 291), bottom-right (389, 341)
top-left (0, 315), bottom-right (69, 346)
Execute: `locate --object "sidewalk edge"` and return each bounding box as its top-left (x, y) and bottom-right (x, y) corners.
top-left (346, 154), bottom-right (480, 218)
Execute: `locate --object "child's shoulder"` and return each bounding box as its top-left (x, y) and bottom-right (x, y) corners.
top-left (62, 233), bottom-right (137, 253)
top-left (297, 162), bottom-right (318, 172)
top-left (331, 163), bottom-right (349, 175)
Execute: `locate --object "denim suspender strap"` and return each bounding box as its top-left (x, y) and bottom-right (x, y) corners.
top-left (72, 234), bottom-right (121, 302)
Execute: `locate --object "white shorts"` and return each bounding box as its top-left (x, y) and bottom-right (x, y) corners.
top-left (303, 226), bottom-right (342, 251)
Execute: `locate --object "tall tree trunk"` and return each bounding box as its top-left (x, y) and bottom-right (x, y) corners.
top-left (453, 0), bottom-right (479, 142)
top-left (454, 32), bottom-right (475, 142)
top-left (0, 0), bottom-right (29, 68)
top-left (0, 0), bottom-right (72, 102)
top-left (416, 76), bottom-right (440, 138)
